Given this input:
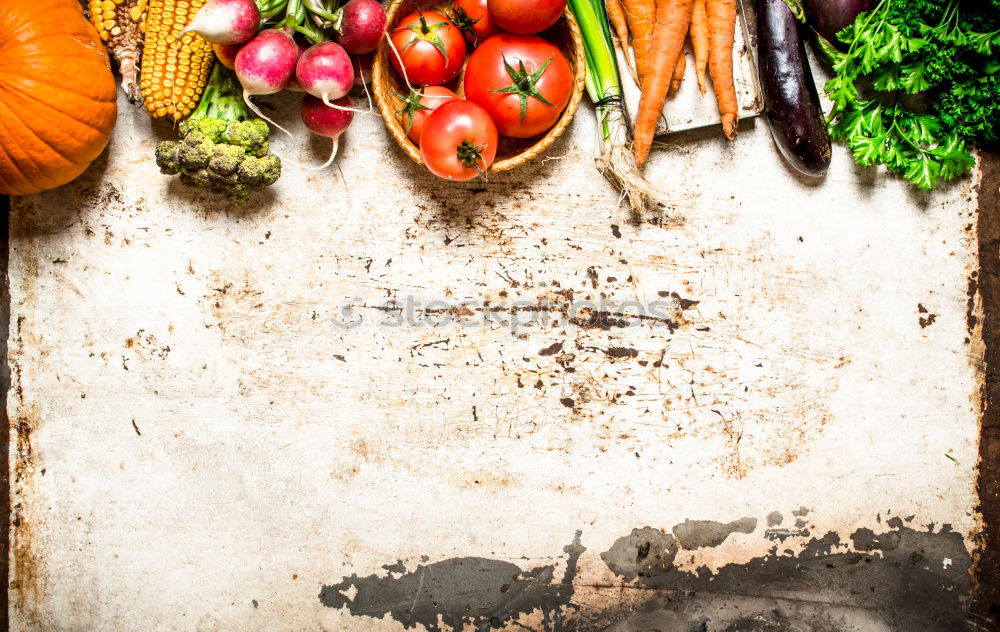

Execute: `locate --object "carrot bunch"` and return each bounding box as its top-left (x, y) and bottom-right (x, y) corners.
top-left (606, 0), bottom-right (739, 166)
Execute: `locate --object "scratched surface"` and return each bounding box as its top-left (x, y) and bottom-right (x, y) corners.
top-left (6, 82), bottom-right (984, 631)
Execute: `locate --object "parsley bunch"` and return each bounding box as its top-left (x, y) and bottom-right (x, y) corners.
top-left (823, 0), bottom-right (1000, 189)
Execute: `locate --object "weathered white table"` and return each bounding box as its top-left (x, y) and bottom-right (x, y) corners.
top-left (7, 81), bottom-right (985, 631)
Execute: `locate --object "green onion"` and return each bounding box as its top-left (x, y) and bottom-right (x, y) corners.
top-left (568, 0), bottom-right (665, 214)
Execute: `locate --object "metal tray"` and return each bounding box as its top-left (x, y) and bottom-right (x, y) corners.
top-left (619, 0), bottom-right (762, 136)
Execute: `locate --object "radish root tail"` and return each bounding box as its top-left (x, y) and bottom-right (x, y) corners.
top-left (273, 136), bottom-right (342, 171)
top-left (384, 32), bottom-right (417, 93)
top-left (323, 94), bottom-right (373, 114)
top-left (243, 92), bottom-right (297, 143)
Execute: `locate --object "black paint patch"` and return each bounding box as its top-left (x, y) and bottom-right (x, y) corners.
top-left (600, 527), bottom-right (678, 582)
top-left (673, 517), bottom-right (757, 549)
top-left (600, 522), bottom-right (971, 632)
top-left (319, 532), bottom-right (584, 631)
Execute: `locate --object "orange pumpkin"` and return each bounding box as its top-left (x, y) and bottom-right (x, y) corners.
top-left (0, 0), bottom-right (118, 196)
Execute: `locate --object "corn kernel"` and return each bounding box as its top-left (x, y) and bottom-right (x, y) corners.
top-left (140, 0), bottom-right (211, 119)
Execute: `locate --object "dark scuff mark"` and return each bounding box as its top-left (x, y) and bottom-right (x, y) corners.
top-left (539, 341), bottom-right (563, 356)
top-left (569, 311), bottom-right (632, 331)
top-left (918, 303), bottom-right (938, 328)
top-left (599, 522), bottom-right (971, 632)
top-left (319, 531), bottom-right (584, 631)
top-left (600, 527), bottom-right (678, 582)
top-left (670, 292), bottom-right (700, 311)
top-left (968, 274), bottom-right (979, 334)
top-left (131, 419), bottom-right (141, 436)
top-left (766, 512), bottom-right (783, 527)
top-left (605, 347), bottom-right (639, 360)
top-left (673, 517), bottom-right (757, 550)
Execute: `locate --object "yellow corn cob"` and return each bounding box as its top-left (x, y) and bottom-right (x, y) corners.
top-left (139, 0), bottom-right (214, 120)
top-left (89, 0), bottom-right (148, 102)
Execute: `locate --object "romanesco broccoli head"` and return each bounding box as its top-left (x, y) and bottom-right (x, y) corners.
top-left (179, 168), bottom-right (216, 189)
top-left (238, 154), bottom-right (281, 188)
top-left (155, 141), bottom-right (181, 175)
top-left (180, 118), bottom-right (229, 143)
top-left (225, 119), bottom-right (271, 155)
top-left (224, 183), bottom-right (254, 204)
top-left (208, 144), bottom-right (246, 176)
top-left (178, 132), bottom-right (215, 169)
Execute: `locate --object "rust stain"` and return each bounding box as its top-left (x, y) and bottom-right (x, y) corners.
top-left (10, 405), bottom-right (42, 621)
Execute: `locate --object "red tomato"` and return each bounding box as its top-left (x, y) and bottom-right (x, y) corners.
top-left (389, 10), bottom-right (467, 85)
top-left (397, 86), bottom-right (460, 143)
top-left (419, 100), bottom-right (498, 181)
top-left (447, 0), bottom-right (499, 45)
top-left (463, 34), bottom-right (573, 138)
top-left (487, 0), bottom-right (565, 34)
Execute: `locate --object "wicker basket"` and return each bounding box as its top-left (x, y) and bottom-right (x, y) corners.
top-left (372, 0), bottom-right (587, 173)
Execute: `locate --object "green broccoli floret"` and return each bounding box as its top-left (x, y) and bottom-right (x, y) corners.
top-left (238, 155), bottom-right (281, 188)
top-left (225, 119), bottom-right (271, 156)
top-left (209, 144), bottom-right (246, 176)
top-left (177, 132), bottom-right (214, 169)
top-left (180, 117), bottom-right (229, 144)
top-left (155, 141), bottom-right (181, 175)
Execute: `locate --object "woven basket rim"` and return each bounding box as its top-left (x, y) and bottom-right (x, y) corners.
top-left (372, 0), bottom-right (587, 173)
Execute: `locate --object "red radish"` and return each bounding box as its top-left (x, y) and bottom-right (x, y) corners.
top-left (295, 42), bottom-right (357, 108)
top-left (236, 29), bottom-right (300, 96)
top-left (285, 38), bottom-right (311, 91)
top-left (301, 94), bottom-right (354, 168)
top-left (302, 94), bottom-right (354, 138)
top-left (352, 53), bottom-right (373, 87)
top-left (213, 43), bottom-right (241, 69)
top-left (180, 0), bottom-right (260, 45)
top-left (337, 0), bottom-right (387, 54)
top-left (236, 29), bottom-right (300, 140)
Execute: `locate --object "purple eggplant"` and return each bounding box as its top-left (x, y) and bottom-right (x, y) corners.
top-left (801, 0), bottom-right (874, 48)
top-left (756, 0), bottom-right (832, 177)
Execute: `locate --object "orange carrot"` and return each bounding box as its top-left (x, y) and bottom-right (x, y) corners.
top-left (690, 0), bottom-right (709, 94)
top-left (633, 0), bottom-right (694, 166)
top-left (622, 0), bottom-right (656, 83)
top-left (706, 0), bottom-right (738, 139)
top-left (606, 0), bottom-right (638, 80)
top-left (669, 48), bottom-right (686, 96)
